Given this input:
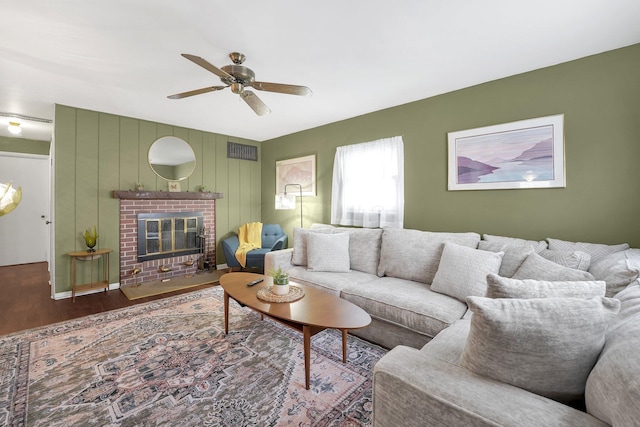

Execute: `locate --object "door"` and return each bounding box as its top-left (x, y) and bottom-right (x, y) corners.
top-left (0, 153), bottom-right (51, 266)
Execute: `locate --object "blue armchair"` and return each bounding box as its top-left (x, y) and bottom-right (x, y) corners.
top-left (221, 223), bottom-right (288, 271)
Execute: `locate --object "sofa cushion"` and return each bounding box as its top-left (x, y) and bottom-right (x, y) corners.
top-left (377, 228), bottom-right (480, 284)
top-left (607, 280), bottom-right (640, 332)
top-left (332, 227), bottom-right (383, 275)
top-left (478, 240), bottom-right (533, 277)
top-left (539, 249), bottom-right (591, 271)
top-left (341, 277), bottom-right (468, 339)
top-left (513, 252), bottom-right (595, 281)
top-left (431, 242), bottom-right (503, 302)
top-left (485, 274), bottom-right (606, 299)
top-left (483, 234), bottom-right (547, 253)
top-left (585, 282), bottom-right (640, 425)
top-left (588, 249), bottom-right (640, 297)
top-left (306, 232), bottom-right (351, 272)
top-left (286, 266), bottom-right (377, 296)
top-left (420, 319), bottom-right (470, 364)
top-left (547, 238), bottom-right (629, 263)
top-left (291, 227), bottom-right (333, 266)
top-left (461, 296), bottom-right (620, 403)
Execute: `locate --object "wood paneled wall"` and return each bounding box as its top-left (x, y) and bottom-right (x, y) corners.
top-left (53, 105), bottom-right (261, 295)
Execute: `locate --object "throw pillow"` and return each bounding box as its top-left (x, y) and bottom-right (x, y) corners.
top-left (546, 238), bottom-right (629, 263)
top-left (306, 232), bottom-right (351, 272)
top-left (512, 252), bottom-right (595, 281)
top-left (478, 240), bottom-right (534, 277)
top-left (485, 273), bottom-right (606, 299)
top-left (588, 249), bottom-right (640, 297)
top-left (482, 234), bottom-right (547, 253)
top-left (585, 285), bottom-right (640, 425)
top-left (461, 296), bottom-right (620, 403)
top-left (431, 242), bottom-right (503, 302)
top-left (538, 249), bottom-right (591, 271)
top-left (377, 228), bottom-right (480, 283)
top-left (291, 227), bottom-right (333, 266)
top-left (331, 227), bottom-right (383, 275)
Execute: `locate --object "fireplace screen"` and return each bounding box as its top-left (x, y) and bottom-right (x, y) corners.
top-left (137, 212), bottom-right (203, 262)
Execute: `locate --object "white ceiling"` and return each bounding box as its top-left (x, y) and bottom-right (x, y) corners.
top-left (1, 0), bottom-right (639, 143)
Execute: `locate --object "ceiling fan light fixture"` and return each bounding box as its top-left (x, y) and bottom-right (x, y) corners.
top-left (7, 122), bottom-right (21, 135)
top-left (231, 82), bottom-right (244, 94)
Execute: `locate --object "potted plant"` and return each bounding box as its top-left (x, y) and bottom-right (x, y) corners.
top-left (269, 266), bottom-right (290, 295)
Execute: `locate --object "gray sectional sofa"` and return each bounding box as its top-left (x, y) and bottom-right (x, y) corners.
top-left (264, 225), bottom-right (640, 427)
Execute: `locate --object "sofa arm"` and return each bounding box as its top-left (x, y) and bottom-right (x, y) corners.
top-left (264, 248), bottom-right (294, 275)
top-left (269, 234), bottom-right (288, 251)
top-left (373, 346), bottom-right (606, 427)
top-left (221, 235), bottom-right (241, 268)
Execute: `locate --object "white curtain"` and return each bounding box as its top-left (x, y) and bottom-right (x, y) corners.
top-left (331, 136), bottom-right (404, 228)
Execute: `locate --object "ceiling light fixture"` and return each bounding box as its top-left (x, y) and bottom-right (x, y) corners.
top-left (7, 122), bottom-right (22, 135)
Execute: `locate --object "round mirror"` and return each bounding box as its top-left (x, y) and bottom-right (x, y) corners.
top-left (148, 136), bottom-right (196, 181)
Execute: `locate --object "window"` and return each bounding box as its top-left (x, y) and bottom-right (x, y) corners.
top-left (331, 136), bottom-right (404, 228)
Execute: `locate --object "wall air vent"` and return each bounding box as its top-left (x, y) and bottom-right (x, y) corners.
top-left (227, 141), bottom-right (258, 161)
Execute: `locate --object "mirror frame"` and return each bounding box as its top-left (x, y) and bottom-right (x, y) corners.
top-left (148, 136), bottom-right (196, 181)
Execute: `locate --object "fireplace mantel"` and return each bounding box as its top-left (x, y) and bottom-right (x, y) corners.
top-left (113, 190), bottom-right (223, 200)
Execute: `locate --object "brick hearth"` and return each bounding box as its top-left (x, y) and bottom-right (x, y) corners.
top-left (118, 199), bottom-right (216, 286)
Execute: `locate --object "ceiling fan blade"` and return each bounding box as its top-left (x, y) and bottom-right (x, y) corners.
top-left (252, 81), bottom-right (312, 97)
top-left (167, 86), bottom-right (227, 99)
top-left (241, 91), bottom-right (271, 116)
top-left (181, 53), bottom-right (234, 80)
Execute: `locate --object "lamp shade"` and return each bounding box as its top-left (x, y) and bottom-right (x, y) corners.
top-left (275, 194), bottom-right (296, 210)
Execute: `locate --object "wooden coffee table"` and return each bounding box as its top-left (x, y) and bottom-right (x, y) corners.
top-left (220, 272), bottom-right (371, 390)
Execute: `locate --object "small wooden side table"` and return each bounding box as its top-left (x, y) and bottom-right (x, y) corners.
top-left (68, 248), bottom-right (113, 302)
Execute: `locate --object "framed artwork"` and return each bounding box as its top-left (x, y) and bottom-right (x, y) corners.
top-left (276, 154), bottom-right (316, 196)
top-left (168, 181), bottom-right (181, 192)
top-left (447, 114), bottom-right (565, 191)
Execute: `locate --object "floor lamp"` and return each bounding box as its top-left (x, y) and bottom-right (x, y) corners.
top-left (275, 183), bottom-right (303, 228)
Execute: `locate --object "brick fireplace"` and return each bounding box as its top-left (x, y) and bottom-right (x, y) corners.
top-left (113, 191), bottom-right (222, 286)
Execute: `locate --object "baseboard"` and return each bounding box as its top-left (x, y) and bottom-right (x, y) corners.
top-left (53, 282), bottom-right (121, 300)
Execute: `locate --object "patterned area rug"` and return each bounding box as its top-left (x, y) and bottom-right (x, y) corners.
top-left (0, 286), bottom-right (387, 426)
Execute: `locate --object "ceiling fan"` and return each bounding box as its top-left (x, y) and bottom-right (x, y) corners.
top-left (168, 52), bottom-right (312, 116)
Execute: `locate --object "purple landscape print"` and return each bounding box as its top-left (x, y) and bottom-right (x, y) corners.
top-left (455, 125), bottom-right (555, 184)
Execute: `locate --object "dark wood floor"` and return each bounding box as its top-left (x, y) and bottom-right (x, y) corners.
top-left (0, 262), bottom-right (216, 336)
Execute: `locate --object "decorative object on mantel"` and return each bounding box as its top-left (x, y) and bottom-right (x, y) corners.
top-left (135, 182), bottom-right (144, 191)
top-left (199, 185), bottom-right (208, 192)
top-left (112, 190), bottom-right (223, 200)
top-left (168, 181), bottom-right (181, 192)
top-left (83, 226), bottom-right (99, 252)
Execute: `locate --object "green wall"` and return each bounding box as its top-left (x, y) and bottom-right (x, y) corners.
top-left (0, 135), bottom-right (50, 155)
top-left (53, 105), bottom-right (261, 294)
top-left (261, 43), bottom-right (640, 248)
